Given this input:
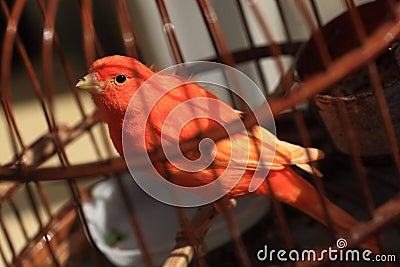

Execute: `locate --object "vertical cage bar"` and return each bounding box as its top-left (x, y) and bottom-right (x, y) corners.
top-left (29, 0), bottom-right (106, 169)
top-left (0, 0), bottom-right (28, 155)
top-left (309, 0), bottom-right (323, 27)
top-left (241, 0), bottom-right (296, 251)
top-left (196, 0), bottom-right (235, 66)
top-left (115, 176), bottom-right (155, 267)
top-left (38, 1), bottom-right (106, 265)
top-left (244, 0), bottom-right (341, 244)
top-left (8, 199), bottom-right (30, 244)
top-left (76, 0), bottom-right (114, 161)
top-left (295, 0), bottom-right (384, 252)
top-left (235, 0), bottom-right (269, 93)
top-left (195, 1), bottom-right (260, 266)
top-left (195, 0), bottom-right (240, 110)
top-left (25, 183), bottom-right (61, 267)
top-left (0, 214), bottom-right (16, 263)
top-left (151, 2), bottom-right (215, 266)
top-left (154, 0), bottom-right (184, 63)
top-left (79, 0), bottom-right (100, 66)
top-left (0, 242), bottom-right (7, 267)
top-left (115, 0), bottom-right (140, 58)
top-left (344, 0), bottom-right (400, 179)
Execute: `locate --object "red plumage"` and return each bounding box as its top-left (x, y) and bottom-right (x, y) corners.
top-left (77, 55), bottom-right (378, 252)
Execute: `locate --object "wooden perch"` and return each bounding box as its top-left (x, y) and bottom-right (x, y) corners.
top-left (162, 204), bottom-right (219, 267)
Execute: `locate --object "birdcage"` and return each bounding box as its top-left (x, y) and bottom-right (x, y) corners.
top-left (1, 0), bottom-right (400, 267)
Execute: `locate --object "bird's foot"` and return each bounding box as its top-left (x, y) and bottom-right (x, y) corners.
top-left (214, 198), bottom-right (237, 213)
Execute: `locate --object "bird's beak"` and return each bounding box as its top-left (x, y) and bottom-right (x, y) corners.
top-left (76, 72), bottom-right (102, 94)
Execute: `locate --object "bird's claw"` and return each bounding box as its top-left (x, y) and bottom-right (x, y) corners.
top-left (214, 198), bottom-right (237, 213)
top-left (175, 227), bottom-right (209, 255)
top-left (174, 199), bottom-right (237, 255)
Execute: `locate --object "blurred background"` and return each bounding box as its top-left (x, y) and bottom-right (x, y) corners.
top-left (1, 0), bottom-right (400, 266)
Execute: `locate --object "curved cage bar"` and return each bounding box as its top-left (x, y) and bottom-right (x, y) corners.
top-left (0, 0), bottom-right (400, 266)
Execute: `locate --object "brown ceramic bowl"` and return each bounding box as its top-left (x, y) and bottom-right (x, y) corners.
top-left (296, 1), bottom-right (400, 159)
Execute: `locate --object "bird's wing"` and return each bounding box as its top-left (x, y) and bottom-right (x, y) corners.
top-left (255, 126), bottom-right (324, 164)
top-left (146, 78), bottom-right (324, 176)
top-left (214, 125), bottom-right (324, 177)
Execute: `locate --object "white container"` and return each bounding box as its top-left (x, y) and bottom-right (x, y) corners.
top-left (83, 173), bottom-right (270, 266)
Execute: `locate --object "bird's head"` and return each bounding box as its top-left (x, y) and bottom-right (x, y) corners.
top-left (76, 55), bottom-right (154, 110)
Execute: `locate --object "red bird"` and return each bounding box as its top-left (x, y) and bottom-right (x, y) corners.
top-left (77, 55), bottom-right (377, 251)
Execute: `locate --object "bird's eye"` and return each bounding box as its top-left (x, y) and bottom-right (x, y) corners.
top-left (115, 74), bottom-right (127, 84)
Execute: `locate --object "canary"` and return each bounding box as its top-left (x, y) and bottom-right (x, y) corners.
top-left (77, 55), bottom-right (377, 251)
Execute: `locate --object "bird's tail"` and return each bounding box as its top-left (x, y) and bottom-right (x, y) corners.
top-left (256, 167), bottom-right (379, 253)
